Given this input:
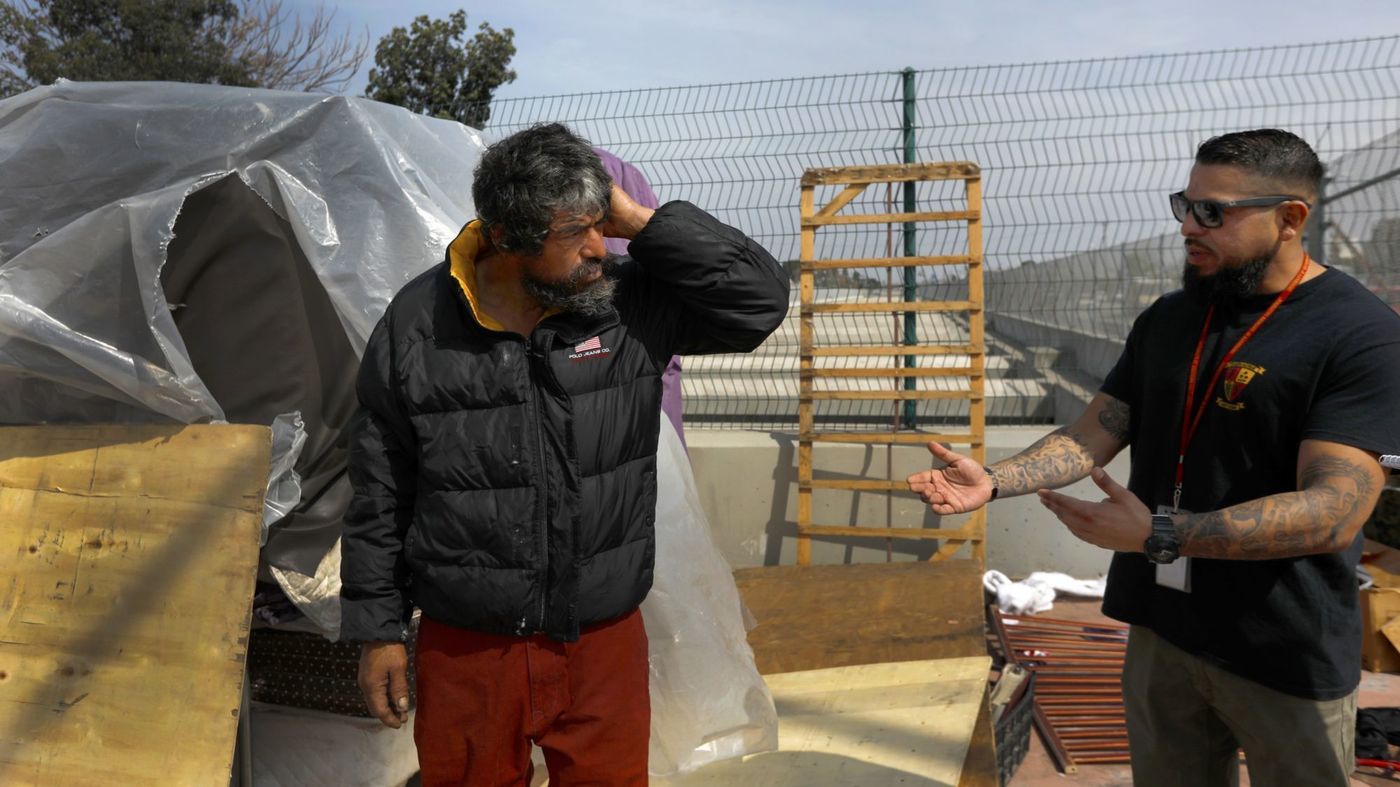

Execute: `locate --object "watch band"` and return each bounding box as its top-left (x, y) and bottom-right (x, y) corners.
top-left (984, 466), bottom-right (999, 501)
top-left (1145, 513), bottom-right (1180, 564)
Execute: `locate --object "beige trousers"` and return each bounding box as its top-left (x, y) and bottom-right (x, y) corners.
top-left (1122, 625), bottom-right (1355, 787)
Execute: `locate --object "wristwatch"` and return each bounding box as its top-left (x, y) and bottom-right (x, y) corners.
top-left (1144, 514), bottom-right (1180, 564)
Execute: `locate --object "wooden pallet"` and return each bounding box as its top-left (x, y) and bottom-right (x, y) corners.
top-left (796, 162), bottom-right (987, 565)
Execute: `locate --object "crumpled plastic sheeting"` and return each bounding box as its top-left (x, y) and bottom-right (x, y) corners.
top-left (644, 417), bottom-right (778, 775)
top-left (264, 411), bottom-right (307, 544)
top-left (0, 80), bottom-right (484, 425)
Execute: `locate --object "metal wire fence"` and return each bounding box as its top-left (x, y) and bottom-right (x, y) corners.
top-left (486, 36), bottom-right (1400, 430)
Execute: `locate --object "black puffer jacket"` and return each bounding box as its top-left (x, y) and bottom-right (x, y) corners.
top-left (340, 202), bottom-right (789, 642)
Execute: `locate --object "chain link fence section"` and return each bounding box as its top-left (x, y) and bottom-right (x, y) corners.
top-left (485, 36), bottom-right (1400, 429)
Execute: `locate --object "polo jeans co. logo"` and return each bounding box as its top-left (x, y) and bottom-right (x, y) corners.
top-left (568, 335), bottom-right (612, 361)
top-left (1216, 361), bottom-right (1264, 411)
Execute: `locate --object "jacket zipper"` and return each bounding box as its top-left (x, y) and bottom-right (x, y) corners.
top-left (528, 335), bottom-right (550, 635)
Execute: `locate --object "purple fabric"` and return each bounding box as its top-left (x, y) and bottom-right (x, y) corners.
top-left (595, 147), bottom-right (686, 448)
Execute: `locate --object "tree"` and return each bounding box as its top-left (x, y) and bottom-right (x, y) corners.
top-left (365, 9), bottom-right (516, 129)
top-left (0, 0), bottom-right (368, 98)
top-left (227, 0), bottom-right (368, 93)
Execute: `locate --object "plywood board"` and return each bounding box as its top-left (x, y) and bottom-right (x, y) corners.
top-left (734, 561), bottom-right (985, 675)
top-left (0, 424), bottom-right (269, 786)
top-left (655, 656), bottom-right (990, 787)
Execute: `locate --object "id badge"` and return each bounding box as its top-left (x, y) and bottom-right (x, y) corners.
top-left (1154, 504), bottom-right (1191, 593)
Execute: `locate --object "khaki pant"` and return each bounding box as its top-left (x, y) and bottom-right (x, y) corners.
top-left (1122, 625), bottom-right (1355, 787)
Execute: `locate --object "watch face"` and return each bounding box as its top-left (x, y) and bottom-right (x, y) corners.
top-left (1145, 535), bottom-right (1178, 564)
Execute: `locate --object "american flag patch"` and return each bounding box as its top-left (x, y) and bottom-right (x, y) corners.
top-left (575, 336), bottom-right (602, 353)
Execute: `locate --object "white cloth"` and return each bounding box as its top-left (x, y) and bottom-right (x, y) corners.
top-left (984, 570), bottom-right (1107, 615)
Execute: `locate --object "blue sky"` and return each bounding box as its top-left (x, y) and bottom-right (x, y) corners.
top-left (295, 0), bottom-right (1400, 98)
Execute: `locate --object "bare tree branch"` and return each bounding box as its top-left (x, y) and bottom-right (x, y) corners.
top-left (227, 0), bottom-right (368, 93)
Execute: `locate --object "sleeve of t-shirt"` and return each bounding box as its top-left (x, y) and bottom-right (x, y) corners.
top-left (1303, 327), bottom-right (1400, 457)
top-left (1101, 301), bottom-right (1155, 405)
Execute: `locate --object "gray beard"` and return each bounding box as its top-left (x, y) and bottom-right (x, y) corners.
top-left (522, 254), bottom-right (621, 318)
top-left (1181, 244), bottom-right (1276, 308)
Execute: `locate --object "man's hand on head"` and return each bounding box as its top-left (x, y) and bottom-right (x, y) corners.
top-left (601, 183), bottom-right (656, 241)
top-left (358, 640), bottom-right (410, 729)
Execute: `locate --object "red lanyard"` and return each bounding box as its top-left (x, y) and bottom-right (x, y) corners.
top-left (1172, 254), bottom-right (1310, 512)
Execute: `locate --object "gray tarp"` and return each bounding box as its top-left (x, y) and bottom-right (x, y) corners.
top-left (0, 80), bottom-right (773, 775)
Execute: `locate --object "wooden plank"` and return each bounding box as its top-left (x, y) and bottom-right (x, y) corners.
top-left (805, 367), bottom-right (976, 378)
top-left (810, 344), bottom-right (977, 357)
top-left (802, 255), bottom-right (976, 270)
top-left (0, 424), bottom-right (269, 786)
top-left (801, 162), bottom-right (981, 186)
top-left (813, 184), bottom-right (867, 219)
top-left (804, 432), bottom-right (977, 445)
top-left (957, 683), bottom-right (999, 787)
top-left (798, 184), bottom-right (816, 568)
top-left (654, 657), bottom-right (990, 787)
top-left (804, 209), bottom-right (978, 228)
top-left (804, 390), bottom-right (976, 401)
top-left (799, 524), bottom-right (978, 541)
top-left (803, 479), bottom-right (909, 491)
top-left (733, 561), bottom-right (986, 674)
top-left (808, 300), bottom-right (978, 314)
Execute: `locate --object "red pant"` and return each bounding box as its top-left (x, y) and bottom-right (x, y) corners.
top-left (413, 609), bottom-right (650, 787)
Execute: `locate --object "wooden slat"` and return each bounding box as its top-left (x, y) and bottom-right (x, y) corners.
top-left (803, 431), bottom-right (977, 445)
top-left (797, 183), bottom-right (816, 567)
top-left (802, 255), bottom-right (976, 270)
top-left (803, 479), bottom-right (909, 491)
top-left (966, 174), bottom-right (987, 473)
top-left (813, 184), bottom-right (867, 219)
top-left (810, 344), bottom-right (977, 357)
top-left (805, 367), bottom-right (975, 378)
top-left (0, 424), bottom-right (268, 786)
top-left (804, 390), bottom-right (977, 401)
top-left (807, 300), bottom-right (978, 314)
top-left (804, 209), bottom-right (977, 227)
top-left (800, 524), bottom-right (976, 541)
top-left (801, 162), bottom-right (981, 186)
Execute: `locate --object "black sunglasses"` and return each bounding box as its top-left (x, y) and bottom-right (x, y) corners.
top-left (1169, 191), bottom-right (1309, 229)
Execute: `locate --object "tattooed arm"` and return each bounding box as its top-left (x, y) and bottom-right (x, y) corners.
top-left (1175, 439), bottom-right (1384, 559)
top-left (992, 393), bottom-right (1130, 497)
top-left (908, 392), bottom-right (1130, 514)
top-left (1037, 439), bottom-right (1385, 557)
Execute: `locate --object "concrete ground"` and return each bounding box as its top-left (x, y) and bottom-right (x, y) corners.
top-left (1006, 599), bottom-right (1400, 787)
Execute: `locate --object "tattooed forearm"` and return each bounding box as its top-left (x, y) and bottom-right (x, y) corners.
top-left (992, 427), bottom-right (1097, 497)
top-left (1177, 454), bottom-right (1379, 559)
top-left (1097, 398), bottom-right (1130, 443)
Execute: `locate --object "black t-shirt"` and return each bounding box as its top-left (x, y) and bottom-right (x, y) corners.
top-left (1100, 267), bottom-right (1400, 700)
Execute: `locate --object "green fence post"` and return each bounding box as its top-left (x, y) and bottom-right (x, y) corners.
top-left (902, 67), bottom-right (918, 427)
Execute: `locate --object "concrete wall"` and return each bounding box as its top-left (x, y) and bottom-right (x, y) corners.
top-left (685, 426), bottom-right (1120, 579)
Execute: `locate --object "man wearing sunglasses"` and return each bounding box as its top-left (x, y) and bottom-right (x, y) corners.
top-left (909, 128), bottom-right (1400, 786)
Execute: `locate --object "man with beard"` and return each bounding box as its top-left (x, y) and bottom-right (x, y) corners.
top-left (907, 129), bottom-right (1400, 786)
top-left (340, 122), bottom-right (789, 786)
